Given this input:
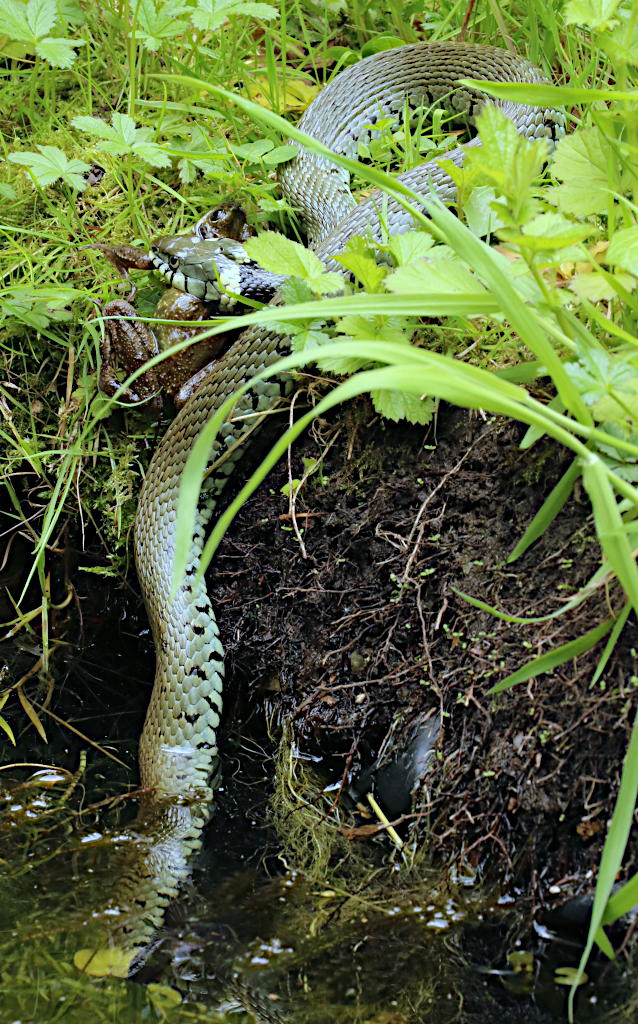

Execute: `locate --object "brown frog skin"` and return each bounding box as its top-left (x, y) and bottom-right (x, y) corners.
top-left (96, 204), bottom-right (255, 409)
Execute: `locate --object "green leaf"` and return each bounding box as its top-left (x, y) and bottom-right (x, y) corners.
top-left (262, 144), bottom-right (298, 166)
top-left (508, 459), bottom-right (582, 562)
top-left (563, 0), bottom-right (622, 30)
top-left (488, 617), bottom-right (615, 694)
top-left (279, 277), bottom-right (314, 305)
top-left (0, 0), bottom-right (84, 65)
top-left (463, 104), bottom-right (549, 217)
top-left (336, 251), bottom-right (386, 292)
top-left (0, 715), bottom-right (16, 745)
top-left (8, 144), bottom-right (90, 190)
top-left (244, 231), bottom-right (324, 280)
top-left (554, 966), bottom-right (588, 987)
top-left (593, 926), bottom-right (615, 959)
top-left (371, 388), bottom-right (435, 424)
top-left (174, 125), bottom-right (227, 182)
top-left (502, 212), bottom-right (593, 252)
top-left (463, 185), bottom-right (505, 238)
top-left (386, 249), bottom-right (485, 295)
top-left (607, 226), bottom-right (638, 275)
top-left (35, 34), bottom-right (84, 66)
top-left (232, 137), bottom-right (273, 161)
top-left (2, 285), bottom-right (82, 328)
top-left (71, 112), bottom-right (171, 167)
top-left (191, 0), bottom-right (278, 31)
top-left (26, 0), bottom-right (56, 36)
top-left (573, 707), bottom-right (638, 1009)
top-left (134, 0), bottom-right (190, 50)
top-left (582, 458), bottom-right (638, 612)
top-left (314, 315), bottom-right (411, 374)
top-left (0, 0), bottom-right (32, 40)
top-left (602, 871), bottom-right (638, 924)
top-left (568, 270), bottom-right (636, 301)
top-left (551, 128), bottom-right (620, 216)
top-left (387, 231), bottom-right (435, 266)
top-left (565, 343), bottom-right (636, 407)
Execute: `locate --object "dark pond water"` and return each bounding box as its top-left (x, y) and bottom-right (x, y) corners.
top-left (0, 582), bottom-right (636, 1024)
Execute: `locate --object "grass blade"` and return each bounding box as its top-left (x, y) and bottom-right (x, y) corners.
top-left (488, 618), bottom-right (615, 694)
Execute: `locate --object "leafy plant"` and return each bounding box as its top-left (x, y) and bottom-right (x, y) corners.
top-left (0, 0), bottom-right (86, 68)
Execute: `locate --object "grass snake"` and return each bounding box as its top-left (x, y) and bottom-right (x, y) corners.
top-left (114, 40), bottom-right (563, 956)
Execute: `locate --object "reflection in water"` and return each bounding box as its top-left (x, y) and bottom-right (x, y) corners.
top-left (1, 739), bottom-right (636, 1024)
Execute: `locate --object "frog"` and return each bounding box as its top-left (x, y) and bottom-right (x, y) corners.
top-left (94, 204), bottom-right (256, 411)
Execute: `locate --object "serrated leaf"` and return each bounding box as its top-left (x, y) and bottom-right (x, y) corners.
top-left (386, 250), bottom-right (485, 296)
top-left (244, 231), bottom-right (324, 279)
top-left (336, 314), bottom-right (410, 344)
top-left (551, 128), bottom-right (620, 216)
top-left (8, 144), bottom-right (90, 189)
top-left (463, 104), bottom-right (549, 213)
top-left (563, 0), bottom-right (622, 30)
top-left (0, 183), bottom-right (18, 199)
top-left (71, 112), bottom-right (171, 167)
top-left (568, 270), bottom-right (636, 301)
top-left (371, 388), bottom-right (436, 424)
top-left (305, 271), bottom-right (344, 295)
top-left (388, 231), bottom-right (435, 266)
top-left (279, 277), bottom-right (314, 304)
top-left (26, 0), bottom-right (56, 36)
top-left (607, 226), bottom-right (638, 275)
top-left (191, 0), bottom-right (277, 31)
top-left (0, 0), bottom-right (32, 39)
top-left (36, 34), bottom-right (83, 66)
top-left (503, 212), bottom-right (593, 252)
top-left (135, 0), bottom-right (190, 50)
top-left (335, 251), bottom-right (386, 291)
top-left (291, 327), bottom-right (328, 350)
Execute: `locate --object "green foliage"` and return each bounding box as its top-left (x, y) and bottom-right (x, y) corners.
top-left (0, 0), bottom-right (86, 67)
top-left (71, 112), bottom-right (172, 167)
top-left (7, 145), bottom-right (90, 189)
top-left (191, 0), bottom-right (278, 32)
top-left (550, 128), bottom-right (625, 216)
top-left (2, 285), bottom-right (83, 327)
top-left (131, 0), bottom-right (191, 51)
top-left (244, 230), bottom-right (343, 293)
top-left (3, 1), bottom-right (638, 1018)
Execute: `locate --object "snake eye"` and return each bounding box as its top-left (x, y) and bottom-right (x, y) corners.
top-left (168, 255), bottom-right (180, 270)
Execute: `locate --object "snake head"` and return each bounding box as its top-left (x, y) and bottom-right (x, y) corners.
top-left (149, 235), bottom-right (250, 300)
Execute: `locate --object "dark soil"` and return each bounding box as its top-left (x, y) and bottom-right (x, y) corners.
top-left (3, 391), bottom-right (638, 1023)
top-left (210, 394), bottom-right (637, 904)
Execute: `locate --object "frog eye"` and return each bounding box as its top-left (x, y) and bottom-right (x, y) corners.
top-left (168, 255), bottom-right (180, 270)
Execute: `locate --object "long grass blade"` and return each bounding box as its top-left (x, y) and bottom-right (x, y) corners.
top-left (488, 618), bottom-right (615, 694)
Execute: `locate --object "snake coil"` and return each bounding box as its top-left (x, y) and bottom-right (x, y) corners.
top-left (111, 40), bottom-right (563, 951)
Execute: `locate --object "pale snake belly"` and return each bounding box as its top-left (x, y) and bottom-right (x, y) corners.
top-left (115, 40), bottom-right (563, 954)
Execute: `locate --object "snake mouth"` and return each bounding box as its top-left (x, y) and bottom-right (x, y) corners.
top-left (148, 249), bottom-right (208, 301)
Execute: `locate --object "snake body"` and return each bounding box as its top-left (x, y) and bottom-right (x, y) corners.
top-left (119, 41), bottom-right (563, 950)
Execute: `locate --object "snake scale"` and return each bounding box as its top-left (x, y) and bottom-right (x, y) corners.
top-left (114, 41), bottom-right (563, 953)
